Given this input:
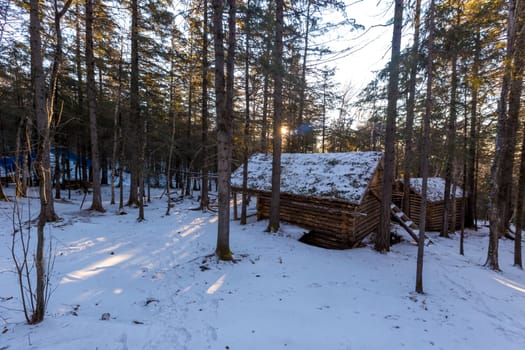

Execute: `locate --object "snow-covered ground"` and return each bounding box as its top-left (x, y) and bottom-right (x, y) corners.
top-left (0, 186), bottom-right (524, 350)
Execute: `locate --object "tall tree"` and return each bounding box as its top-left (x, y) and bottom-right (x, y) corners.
top-left (376, 0), bottom-right (403, 253)
top-left (514, 120), bottom-right (525, 268)
top-left (30, 0), bottom-right (58, 222)
top-left (267, 0), bottom-right (284, 233)
top-left (29, 0), bottom-right (49, 323)
top-left (240, 0), bottom-right (252, 225)
top-left (49, 0), bottom-right (73, 201)
top-left (110, 37), bottom-right (124, 206)
top-left (297, 0), bottom-right (312, 152)
top-left (85, 0), bottom-right (104, 212)
top-left (441, 3), bottom-right (461, 238)
top-left (213, 0), bottom-right (235, 260)
top-left (416, 0), bottom-right (435, 294)
top-left (487, 0), bottom-right (525, 271)
top-left (403, 0), bottom-right (421, 215)
top-left (465, 27), bottom-right (481, 229)
top-left (128, 0), bottom-right (140, 207)
top-left (200, 0), bottom-right (210, 211)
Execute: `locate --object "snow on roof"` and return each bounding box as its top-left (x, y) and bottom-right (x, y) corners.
top-left (231, 152), bottom-right (383, 205)
top-left (408, 177), bottom-right (463, 202)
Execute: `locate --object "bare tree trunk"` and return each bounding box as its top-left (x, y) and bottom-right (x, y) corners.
top-left (321, 70), bottom-right (328, 153)
top-left (241, 0), bottom-right (251, 225)
top-left (0, 181), bottom-right (6, 201)
top-left (416, 0), bottom-right (435, 294)
top-left (465, 29), bottom-right (481, 229)
top-left (403, 0), bottom-right (421, 215)
top-left (166, 34), bottom-right (178, 216)
top-left (267, 0), bottom-right (284, 233)
top-left (50, 0), bottom-right (72, 201)
top-left (166, 110), bottom-right (176, 216)
top-left (442, 14), bottom-right (459, 237)
top-left (86, 0), bottom-right (104, 212)
top-left (138, 116), bottom-right (147, 221)
top-left (260, 74), bottom-right (269, 153)
top-left (111, 38), bottom-right (124, 206)
top-left (297, 0), bottom-right (311, 152)
top-left (376, 0), bottom-right (403, 252)
top-left (260, 29), bottom-right (271, 154)
top-left (515, 119), bottom-right (525, 268)
top-left (15, 116), bottom-right (27, 198)
top-left (487, 0), bottom-right (525, 270)
top-left (213, 0), bottom-right (234, 260)
top-left (200, 0), bottom-right (210, 211)
top-left (128, 0), bottom-right (140, 207)
top-left (29, 0), bottom-right (48, 323)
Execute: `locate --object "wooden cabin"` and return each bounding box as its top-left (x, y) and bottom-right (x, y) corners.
top-left (394, 178), bottom-right (464, 232)
top-left (231, 152), bottom-right (383, 249)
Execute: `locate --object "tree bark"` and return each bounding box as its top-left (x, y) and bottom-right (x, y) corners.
top-left (0, 181), bottom-right (7, 201)
top-left (268, 0), bottom-right (284, 233)
top-left (442, 10), bottom-right (460, 238)
top-left (515, 117), bottom-right (525, 268)
top-left (376, 0), bottom-right (403, 252)
top-left (465, 29), bottom-right (481, 229)
top-left (50, 0), bottom-right (72, 201)
top-left (213, 0), bottom-right (234, 260)
top-left (128, 0), bottom-right (140, 207)
top-left (201, 0), bottom-right (210, 211)
top-left (29, 0), bottom-right (48, 324)
top-left (138, 116), bottom-right (146, 221)
top-left (416, 0), bottom-right (435, 294)
top-left (297, 0), bottom-right (311, 152)
top-left (487, 0), bottom-right (525, 270)
top-left (241, 0), bottom-right (251, 225)
top-left (111, 38), bottom-right (124, 206)
top-left (403, 0), bottom-right (421, 215)
top-left (86, 0), bottom-right (104, 212)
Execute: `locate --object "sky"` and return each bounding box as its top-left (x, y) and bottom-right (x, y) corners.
top-left (319, 0), bottom-right (395, 91)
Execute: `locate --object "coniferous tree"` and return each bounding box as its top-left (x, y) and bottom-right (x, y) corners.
top-left (416, 0), bottom-right (435, 294)
top-left (441, 3), bottom-right (461, 238)
top-left (487, 0), bottom-right (525, 271)
top-left (29, 0), bottom-right (49, 323)
top-left (267, 0), bottom-right (284, 233)
top-left (86, 0), bottom-right (104, 212)
top-left (200, 0), bottom-right (210, 211)
top-left (213, 0), bottom-right (235, 260)
top-left (129, 0), bottom-right (140, 208)
top-left (376, 0), bottom-right (403, 253)
top-left (402, 0), bottom-right (421, 215)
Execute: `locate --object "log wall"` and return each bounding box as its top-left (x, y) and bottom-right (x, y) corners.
top-left (255, 191), bottom-right (379, 249)
top-left (408, 194), bottom-right (464, 231)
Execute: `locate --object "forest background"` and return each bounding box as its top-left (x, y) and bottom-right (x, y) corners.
top-left (1, 0), bottom-right (525, 323)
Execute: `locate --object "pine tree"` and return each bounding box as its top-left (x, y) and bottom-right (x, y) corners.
top-left (267, 0), bottom-right (284, 233)
top-left (376, 0), bottom-right (403, 253)
top-left (86, 0), bottom-right (104, 212)
top-left (416, 0), bottom-right (435, 294)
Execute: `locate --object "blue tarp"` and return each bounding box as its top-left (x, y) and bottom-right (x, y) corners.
top-left (0, 150), bottom-right (90, 177)
top-left (0, 153), bottom-right (36, 177)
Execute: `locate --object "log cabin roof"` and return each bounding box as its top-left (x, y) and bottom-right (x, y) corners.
top-left (407, 177), bottom-right (463, 203)
top-left (231, 152), bottom-right (383, 205)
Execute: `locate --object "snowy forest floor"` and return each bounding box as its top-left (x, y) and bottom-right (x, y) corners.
top-left (0, 186), bottom-right (524, 350)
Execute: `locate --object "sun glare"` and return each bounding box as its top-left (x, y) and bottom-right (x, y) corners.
top-left (206, 274), bottom-right (227, 295)
top-left (494, 276), bottom-right (525, 294)
top-left (60, 253), bottom-right (133, 284)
